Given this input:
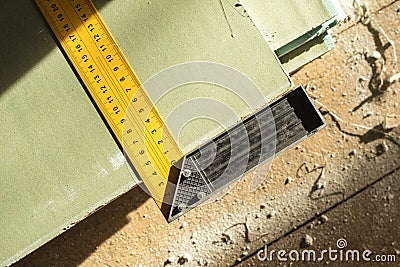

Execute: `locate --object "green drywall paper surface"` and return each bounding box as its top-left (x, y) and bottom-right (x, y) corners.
top-left (0, 0), bottom-right (291, 265)
top-left (241, 0), bottom-right (334, 50)
top-left (97, 0), bottom-right (291, 153)
top-left (0, 2), bottom-right (135, 266)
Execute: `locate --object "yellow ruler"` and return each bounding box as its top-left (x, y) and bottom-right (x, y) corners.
top-left (34, 0), bottom-right (183, 207)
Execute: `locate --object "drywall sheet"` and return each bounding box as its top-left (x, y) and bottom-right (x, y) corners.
top-left (241, 0), bottom-right (335, 51)
top-left (0, 0), bottom-right (290, 265)
top-left (0, 2), bottom-right (136, 266)
top-left (99, 0), bottom-right (292, 152)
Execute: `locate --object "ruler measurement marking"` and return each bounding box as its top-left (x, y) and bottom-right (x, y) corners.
top-left (82, 0), bottom-right (141, 106)
top-left (144, 134), bottom-right (170, 174)
top-left (51, 1), bottom-right (111, 111)
top-left (35, 0), bottom-right (183, 208)
top-left (43, 0), bottom-right (127, 146)
top-left (71, 0), bottom-right (145, 140)
top-left (68, 0), bottom-right (128, 138)
top-left (56, 0), bottom-right (118, 133)
top-left (125, 100), bottom-right (171, 175)
top-left (95, 56), bottom-right (127, 119)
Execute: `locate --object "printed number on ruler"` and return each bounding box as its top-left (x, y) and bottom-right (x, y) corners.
top-left (35, 0), bottom-right (183, 207)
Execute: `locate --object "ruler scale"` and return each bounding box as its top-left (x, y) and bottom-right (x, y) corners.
top-left (35, 0), bottom-right (326, 222)
top-left (34, 0), bottom-right (183, 209)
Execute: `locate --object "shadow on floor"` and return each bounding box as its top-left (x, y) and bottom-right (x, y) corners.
top-left (14, 186), bottom-right (149, 267)
top-left (351, 19), bottom-right (394, 113)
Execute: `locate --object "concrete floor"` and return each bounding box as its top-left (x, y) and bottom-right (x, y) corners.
top-left (15, 0), bottom-right (400, 266)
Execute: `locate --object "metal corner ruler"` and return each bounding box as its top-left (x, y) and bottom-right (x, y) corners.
top-left (35, 0), bottom-right (326, 222)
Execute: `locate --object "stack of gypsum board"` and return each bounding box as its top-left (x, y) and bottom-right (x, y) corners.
top-left (240, 0), bottom-right (346, 73)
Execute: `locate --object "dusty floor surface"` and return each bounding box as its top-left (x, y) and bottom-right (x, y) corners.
top-left (15, 0), bottom-right (400, 266)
